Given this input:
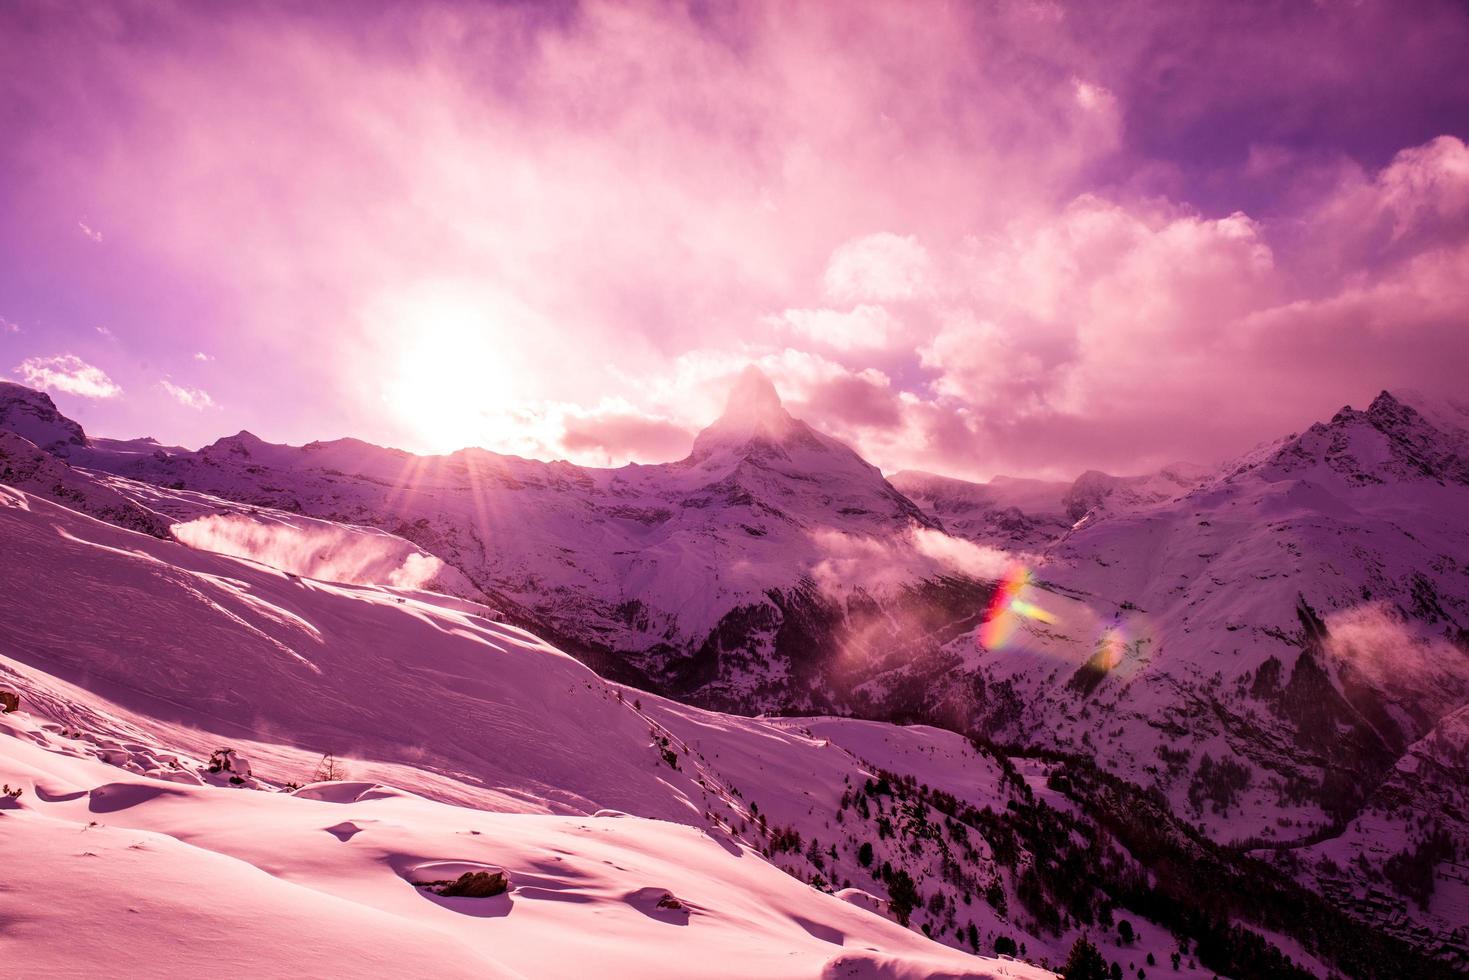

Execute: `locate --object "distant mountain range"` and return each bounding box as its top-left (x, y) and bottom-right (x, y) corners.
top-left (3, 372), bottom-right (1468, 972)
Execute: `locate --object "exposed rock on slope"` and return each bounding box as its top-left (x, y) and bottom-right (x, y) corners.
top-left (0, 429), bottom-right (172, 537)
top-left (0, 380), bottom-right (86, 453)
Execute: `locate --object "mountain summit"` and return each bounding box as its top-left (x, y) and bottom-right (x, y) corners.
top-left (1252, 388), bottom-right (1469, 487)
top-left (690, 366), bottom-right (806, 456)
top-left (723, 366), bottom-right (786, 424)
top-left (0, 380), bottom-right (87, 453)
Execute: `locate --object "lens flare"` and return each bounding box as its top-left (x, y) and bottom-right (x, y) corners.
top-left (979, 565), bottom-right (1058, 651)
top-left (1095, 625), bottom-right (1126, 671)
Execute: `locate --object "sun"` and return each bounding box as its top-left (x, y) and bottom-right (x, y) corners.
top-left (376, 283), bottom-right (521, 453)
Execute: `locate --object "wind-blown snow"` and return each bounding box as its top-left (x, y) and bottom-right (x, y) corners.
top-left (173, 511), bottom-right (448, 590)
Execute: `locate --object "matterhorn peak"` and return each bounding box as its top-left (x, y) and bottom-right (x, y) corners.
top-left (688, 366), bottom-right (832, 462)
top-left (720, 366), bottom-right (788, 426)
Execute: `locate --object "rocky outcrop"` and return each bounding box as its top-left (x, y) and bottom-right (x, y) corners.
top-left (0, 431), bottom-right (172, 538)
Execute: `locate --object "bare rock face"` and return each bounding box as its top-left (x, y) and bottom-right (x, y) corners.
top-left (427, 870), bottom-right (509, 898)
top-left (0, 381), bottom-right (87, 454)
top-left (0, 690), bottom-right (19, 713)
top-left (0, 431), bottom-right (173, 539)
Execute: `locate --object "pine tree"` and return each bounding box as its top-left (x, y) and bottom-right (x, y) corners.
top-left (886, 869), bottom-right (921, 927)
top-left (1061, 936), bottom-right (1109, 980)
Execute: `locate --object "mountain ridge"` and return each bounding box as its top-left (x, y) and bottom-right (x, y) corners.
top-left (3, 376), bottom-right (1468, 971)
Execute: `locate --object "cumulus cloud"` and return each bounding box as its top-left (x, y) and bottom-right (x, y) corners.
top-left (822, 234), bottom-right (933, 304)
top-left (848, 140), bottom-right (1469, 478)
top-left (159, 379), bottom-right (217, 410)
top-left (15, 354), bottom-right (122, 398)
top-left (1376, 136), bottom-right (1469, 235)
top-left (593, 133), bottom-right (1469, 480)
top-left (920, 200), bottom-right (1278, 417)
top-left (1305, 134), bottom-right (1469, 274)
top-left (560, 409), bottom-right (694, 464)
top-left (766, 305), bottom-right (905, 352)
top-left (798, 370), bottom-right (903, 429)
top-left (4, 3), bottom-right (1469, 478)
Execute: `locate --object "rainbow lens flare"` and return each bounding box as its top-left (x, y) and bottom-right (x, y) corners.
top-left (978, 565), bottom-right (1058, 651)
top-left (1094, 626), bottom-right (1126, 670)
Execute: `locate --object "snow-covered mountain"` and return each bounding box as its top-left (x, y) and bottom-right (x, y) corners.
top-left (912, 391), bottom-right (1469, 961)
top-left (0, 380), bottom-right (90, 453)
top-left (887, 470), bottom-right (1074, 552)
top-left (3, 377), bottom-right (1467, 975)
top-left (1059, 461), bottom-right (1215, 523)
top-left (1, 446), bottom-right (1450, 979)
top-left (37, 369), bottom-right (1002, 712)
top-left (888, 462), bottom-right (1215, 553)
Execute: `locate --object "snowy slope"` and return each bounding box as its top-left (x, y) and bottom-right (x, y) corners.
top-left (1, 445), bottom-right (1455, 975)
top-left (2, 717), bottom-right (1048, 980)
top-left (0, 481), bottom-right (1062, 978)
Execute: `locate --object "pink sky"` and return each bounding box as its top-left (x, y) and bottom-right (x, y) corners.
top-left (3, 0), bottom-right (1468, 480)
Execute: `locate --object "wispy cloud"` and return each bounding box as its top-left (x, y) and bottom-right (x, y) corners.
top-left (159, 379), bottom-right (217, 410)
top-left (0, 315), bottom-right (19, 334)
top-left (77, 220), bottom-right (103, 243)
top-left (193, 351), bottom-right (214, 362)
top-left (95, 325), bottom-right (114, 338)
top-left (15, 354), bottom-right (122, 398)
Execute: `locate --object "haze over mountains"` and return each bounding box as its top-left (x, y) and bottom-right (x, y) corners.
top-left (2, 372), bottom-right (1468, 977)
